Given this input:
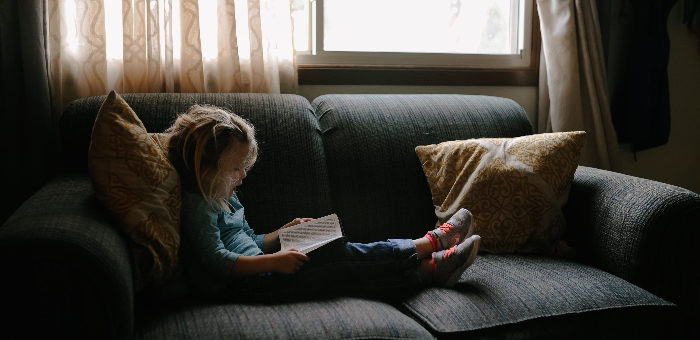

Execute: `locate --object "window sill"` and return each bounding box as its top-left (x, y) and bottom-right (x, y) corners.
top-left (297, 64), bottom-right (539, 86)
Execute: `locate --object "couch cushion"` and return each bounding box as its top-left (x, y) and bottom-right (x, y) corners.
top-left (312, 94), bottom-right (533, 243)
top-left (62, 93), bottom-right (332, 234)
top-left (135, 297), bottom-right (433, 339)
top-left (402, 254), bottom-right (676, 337)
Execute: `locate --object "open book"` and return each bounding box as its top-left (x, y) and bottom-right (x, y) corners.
top-left (278, 214), bottom-right (344, 254)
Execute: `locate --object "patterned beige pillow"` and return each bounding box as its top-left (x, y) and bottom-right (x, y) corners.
top-left (88, 91), bottom-right (181, 282)
top-left (150, 132), bottom-right (172, 154)
top-left (415, 132), bottom-right (586, 255)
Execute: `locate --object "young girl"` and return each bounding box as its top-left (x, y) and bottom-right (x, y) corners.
top-left (167, 104), bottom-right (481, 300)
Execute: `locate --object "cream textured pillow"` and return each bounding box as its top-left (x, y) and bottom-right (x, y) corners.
top-left (415, 132), bottom-right (586, 255)
top-left (88, 91), bottom-right (181, 282)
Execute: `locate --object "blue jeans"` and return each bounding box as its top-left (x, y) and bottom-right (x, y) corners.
top-left (227, 239), bottom-right (422, 302)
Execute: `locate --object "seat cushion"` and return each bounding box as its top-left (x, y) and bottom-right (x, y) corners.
top-left (402, 254), bottom-right (677, 337)
top-left (135, 297), bottom-right (433, 339)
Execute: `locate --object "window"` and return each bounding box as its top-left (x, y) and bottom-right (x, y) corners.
top-left (291, 0), bottom-right (540, 85)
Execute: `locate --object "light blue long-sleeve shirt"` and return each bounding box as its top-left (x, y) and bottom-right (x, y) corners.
top-left (180, 191), bottom-right (265, 295)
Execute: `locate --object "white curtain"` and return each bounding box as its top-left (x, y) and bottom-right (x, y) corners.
top-left (46, 0), bottom-right (297, 113)
top-left (536, 0), bottom-right (618, 169)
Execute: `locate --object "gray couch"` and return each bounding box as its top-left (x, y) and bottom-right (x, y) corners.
top-left (1, 93), bottom-right (698, 339)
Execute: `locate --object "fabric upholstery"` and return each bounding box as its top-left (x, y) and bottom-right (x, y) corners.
top-left (0, 174), bottom-right (135, 339)
top-left (312, 94), bottom-right (533, 243)
top-left (135, 297), bottom-right (433, 339)
top-left (415, 132), bottom-right (585, 254)
top-left (4, 93), bottom-right (695, 339)
top-left (62, 93), bottom-right (333, 234)
top-left (150, 132), bottom-right (171, 154)
top-left (88, 91), bottom-right (181, 281)
top-left (566, 166), bottom-right (700, 317)
top-left (402, 254), bottom-right (676, 336)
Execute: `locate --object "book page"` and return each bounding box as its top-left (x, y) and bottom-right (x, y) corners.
top-left (279, 214), bottom-right (343, 254)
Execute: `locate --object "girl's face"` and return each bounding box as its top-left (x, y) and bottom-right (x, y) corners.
top-left (209, 142), bottom-right (250, 200)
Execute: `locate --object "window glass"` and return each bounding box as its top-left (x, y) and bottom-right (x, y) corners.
top-left (322, 0), bottom-right (519, 55)
top-left (292, 0), bottom-right (538, 85)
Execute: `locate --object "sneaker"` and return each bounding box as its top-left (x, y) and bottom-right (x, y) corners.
top-left (432, 235), bottom-right (481, 287)
top-left (426, 208), bottom-right (474, 251)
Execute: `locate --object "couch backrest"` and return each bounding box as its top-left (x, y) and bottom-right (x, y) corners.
top-left (60, 93), bottom-right (333, 233)
top-left (312, 94), bottom-right (533, 242)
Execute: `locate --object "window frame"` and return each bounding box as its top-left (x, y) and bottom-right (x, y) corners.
top-left (297, 0), bottom-right (540, 86)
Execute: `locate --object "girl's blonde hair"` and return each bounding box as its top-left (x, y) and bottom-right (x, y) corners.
top-left (167, 104), bottom-right (258, 204)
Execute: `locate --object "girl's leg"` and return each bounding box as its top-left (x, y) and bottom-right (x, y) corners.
top-left (228, 234), bottom-right (481, 302)
top-left (229, 239), bottom-right (422, 302)
top-left (414, 236), bottom-right (434, 259)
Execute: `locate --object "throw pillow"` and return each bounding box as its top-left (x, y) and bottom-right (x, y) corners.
top-left (415, 131), bottom-right (585, 255)
top-left (88, 90), bottom-right (181, 283)
top-left (150, 132), bottom-right (171, 154)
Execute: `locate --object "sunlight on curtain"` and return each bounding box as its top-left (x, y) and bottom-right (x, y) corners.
top-left (47, 0), bottom-right (297, 112)
top-left (537, 0), bottom-right (618, 169)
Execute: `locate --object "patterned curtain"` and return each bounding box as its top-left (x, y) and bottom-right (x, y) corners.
top-left (46, 0), bottom-right (297, 113)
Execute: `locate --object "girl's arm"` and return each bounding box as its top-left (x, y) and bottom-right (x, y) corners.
top-left (233, 250), bottom-right (310, 276)
top-left (261, 218), bottom-right (312, 253)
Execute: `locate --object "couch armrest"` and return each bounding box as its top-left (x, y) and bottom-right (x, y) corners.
top-left (0, 174), bottom-right (134, 339)
top-left (565, 166), bottom-right (700, 316)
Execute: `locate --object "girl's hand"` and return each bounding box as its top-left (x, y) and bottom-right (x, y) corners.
top-left (272, 249), bottom-right (310, 274)
top-left (262, 218), bottom-right (313, 253)
top-left (281, 218), bottom-right (313, 229)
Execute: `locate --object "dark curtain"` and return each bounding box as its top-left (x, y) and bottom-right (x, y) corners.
top-left (686, 0), bottom-right (700, 48)
top-left (0, 0), bottom-right (56, 224)
top-left (597, 0), bottom-right (678, 152)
